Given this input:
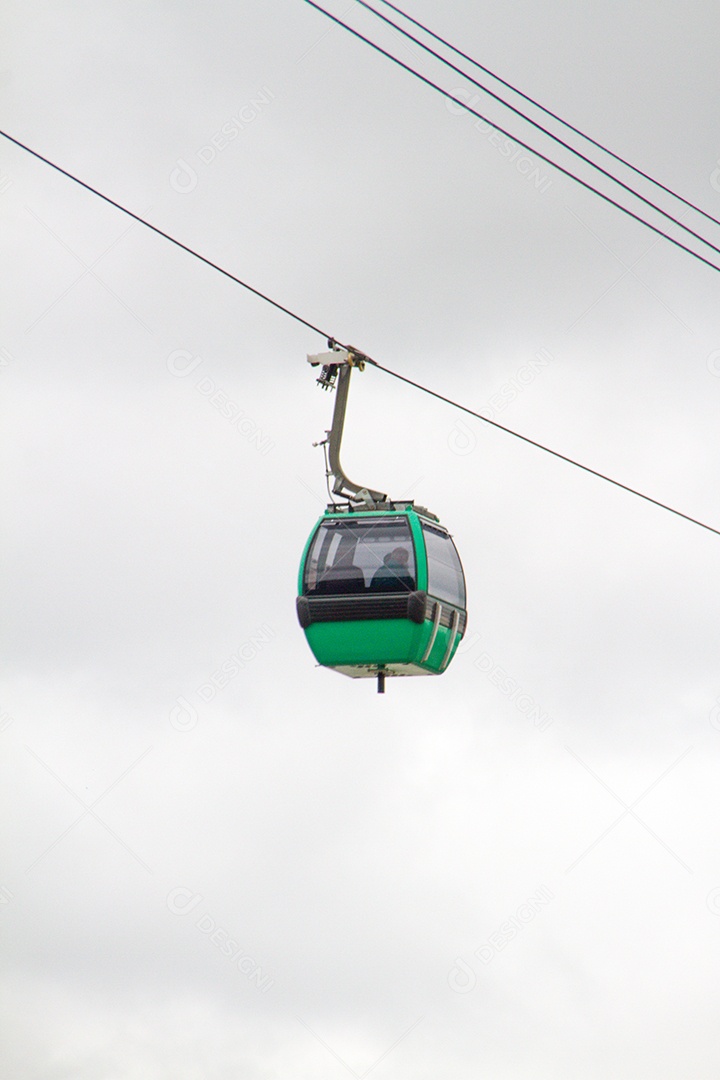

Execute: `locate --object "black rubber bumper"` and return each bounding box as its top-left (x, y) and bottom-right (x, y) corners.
top-left (296, 590), bottom-right (466, 634)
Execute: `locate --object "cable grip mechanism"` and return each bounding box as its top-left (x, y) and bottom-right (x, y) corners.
top-left (306, 341), bottom-right (386, 508)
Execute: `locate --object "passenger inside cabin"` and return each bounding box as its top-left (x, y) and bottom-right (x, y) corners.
top-left (370, 547), bottom-right (415, 592)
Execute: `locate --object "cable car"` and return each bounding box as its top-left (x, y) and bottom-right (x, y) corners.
top-left (296, 345), bottom-right (467, 692)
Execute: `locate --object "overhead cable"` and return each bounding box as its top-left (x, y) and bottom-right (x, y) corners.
top-left (376, 0), bottom-right (720, 233)
top-left (368, 360), bottom-right (720, 540)
top-left (3, 127), bottom-right (719, 539)
top-left (0, 129), bottom-right (331, 341)
top-left (304, 0), bottom-right (720, 277)
top-left (352, 0), bottom-right (720, 260)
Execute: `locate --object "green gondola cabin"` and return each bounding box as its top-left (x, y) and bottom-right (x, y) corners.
top-left (297, 502), bottom-right (467, 683)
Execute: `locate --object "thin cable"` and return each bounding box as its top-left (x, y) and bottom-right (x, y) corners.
top-left (370, 360), bottom-right (720, 539)
top-left (0, 129), bottom-right (332, 341)
top-left (4, 128), bottom-right (718, 537)
top-left (305, 0), bottom-right (720, 278)
top-left (377, 0), bottom-right (720, 233)
top-left (354, 0), bottom-right (720, 262)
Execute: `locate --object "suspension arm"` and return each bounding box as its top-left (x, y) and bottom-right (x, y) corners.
top-left (307, 346), bottom-right (387, 507)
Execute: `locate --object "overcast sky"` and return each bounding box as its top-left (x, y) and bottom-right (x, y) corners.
top-left (3, 1), bottom-right (720, 1077)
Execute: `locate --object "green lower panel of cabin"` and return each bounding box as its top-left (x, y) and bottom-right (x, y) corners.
top-left (305, 617), bottom-right (461, 677)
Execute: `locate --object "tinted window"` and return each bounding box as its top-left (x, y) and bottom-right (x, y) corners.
top-left (422, 524), bottom-right (466, 607)
top-left (304, 517), bottom-right (416, 595)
